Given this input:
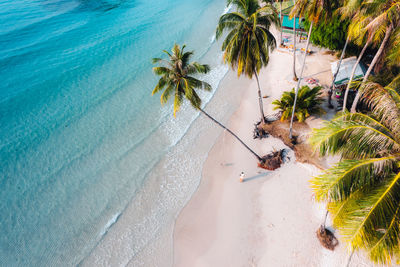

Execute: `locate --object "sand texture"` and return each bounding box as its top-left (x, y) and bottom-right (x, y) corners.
top-left (173, 36), bottom-right (373, 267)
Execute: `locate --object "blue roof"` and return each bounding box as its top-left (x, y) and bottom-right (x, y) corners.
top-left (280, 14), bottom-right (303, 30)
top-left (279, 5), bottom-right (304, 30)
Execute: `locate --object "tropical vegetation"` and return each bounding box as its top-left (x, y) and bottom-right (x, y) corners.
top-left (309, 77), bottom-right (400, 265)
top-left (150, 0), bottom-right (400, 264)
top-left (151, 44), bottom-right (263, 161)
top-left (303, 14), bottom-right (349, 51)
top-left (216, 0), bottom-right (279, 124)
top-left (348, 0), bottom-right (400, 112)
top-left (287, 0), bottom-right (330, 138)
top-left (272, 85), bottom-right (324, 122)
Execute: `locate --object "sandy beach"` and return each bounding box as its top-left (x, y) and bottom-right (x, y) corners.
top-left (173, 37), bottom-right (372, 266)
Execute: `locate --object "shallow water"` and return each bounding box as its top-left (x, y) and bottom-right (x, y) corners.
top-left (0, 0), bottom-right (230, 265)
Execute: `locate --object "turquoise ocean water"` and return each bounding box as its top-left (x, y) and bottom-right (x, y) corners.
top-left (0, 0), bottom-right (231, 265)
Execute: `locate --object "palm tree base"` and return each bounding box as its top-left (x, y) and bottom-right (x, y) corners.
top-left (291, 137), bottom-right (297, 146)
top-left (254, 120), bottom-right (269, 139)
top-left (316, 225), bottom-right (338, 251)
top-left (327, 90), bottom-right (334, 109)
top-left (258, 149), bottom-right (285, 170)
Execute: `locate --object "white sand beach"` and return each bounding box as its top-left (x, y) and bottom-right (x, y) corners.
top-left (173, 38), bottom-right (373, 266)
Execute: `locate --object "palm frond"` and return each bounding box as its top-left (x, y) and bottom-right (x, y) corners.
top-left (309, 112), bottom-right (400, 159)
top-left (216, 0), bottom-right (277, 78)
top-left (151, 44), bottom-right (214, 116)
top-left (273, 86), bottom-right (324, 122)
top-left (367, 203), bottom-right (400, 264)
top-left (173, 83), bottom-right (183, 117)
top-left (311, 157), bottom-right (397, 202)
top-left (340, 172), bottom-right (400, 251)
top-left (359, 80), bottom-right (400, 138)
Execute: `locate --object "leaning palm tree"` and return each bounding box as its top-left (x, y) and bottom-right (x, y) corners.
top-left (292, 0), bottom-right (298, 81)
top-left (339, 0), bottom-right (372, 112)
top-left (279, 0), bottom-right (284, 46)
top-left (262, 0), bottom-right (284, 45)
top-left (328, 33), bottom-right (350, 109)
top-left (152, 44), bottom-right (262, 161)
top-left (350, 0), bottom-right (400, 112)
top-left (216, 0), bottom-right (278, 125)
top-left (341, 33), bottom-right (372, 112)
top-left (288, 0), bottom-right (330, 138)
top-left (309, 77), bottom-right (400, 265)
top-left (387, 27), bottom-right (400, 67)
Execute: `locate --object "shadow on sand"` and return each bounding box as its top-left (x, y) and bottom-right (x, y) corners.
top-left (243, 172), bottom-right (271, 182)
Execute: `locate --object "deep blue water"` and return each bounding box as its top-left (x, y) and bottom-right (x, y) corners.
top-left (0, 0), bottom-right (227, 265)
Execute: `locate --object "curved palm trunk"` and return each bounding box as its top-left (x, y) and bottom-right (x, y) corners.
top-left (323, 210), bottom-right (329, 228)
top-left (328, 35), bottom-right (350, 109)
top-left (342, 37), bottom-right (371, 112)
top-left (345, 249), bottom-right (355, 267)
top-left (350, 24), bottom-right (393, 113)
top-left (280, 1), bottom-right (283, 45)
top-left (289, 21), bottom-right (313, 139)
top-left (199, 108), bottom-right (262, 162)
top-left (293, 14), bottom-right (298, 81)
top-left (254, 69), bottom-right (266, 124)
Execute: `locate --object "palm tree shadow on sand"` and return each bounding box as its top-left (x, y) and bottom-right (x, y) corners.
top-left (243, 172), bottom-right (272, 183)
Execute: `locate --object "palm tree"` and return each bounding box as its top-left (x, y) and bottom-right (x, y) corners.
top-left (216, 0), bottom-right (278, 125)
top-left (340, 0), bottom-right (371, 112)
top-left (292, 0), bottom-right (298, 81)
top-left (309, 77), bottom-right (400, 265)
top-left (272, 85), bottom-right (324, 122)
top-left (341, 36), bottom-right (372, 112)
top-left (387, 28), bottom-right (400, 67)
top-left (262, 0), bottom-right (284, 45)
top-left (279, 0), bottom-right (283, 46)
top-left (328, 34), bottom-right (350, 109)
top-left (152, 44), bottom-right (263, 161)
top-left (288, 0), bottom-right (330, 139)
top-left (350, 0), bottom-right (400, 112)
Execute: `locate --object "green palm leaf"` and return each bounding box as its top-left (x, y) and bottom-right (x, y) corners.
top-left (216, 0), bottom-right (278, 78)
top-left (310, 77), bottom-right (400, 264)
top-left (309, 113), bottom-right (400, 159)
top-left (311, 157), bottom-right (397, 202)
top-left (273, 86), bottom-right (324, 122)
top-left (151, 43), bottom-right (263, 162)
top-left (151, 44), bottom-right (211, 116)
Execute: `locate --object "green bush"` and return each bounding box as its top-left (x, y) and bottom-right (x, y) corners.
top-left (303, 14), bottom-right (349, 51)
top-left (272, 85), bottom-right (324, 122)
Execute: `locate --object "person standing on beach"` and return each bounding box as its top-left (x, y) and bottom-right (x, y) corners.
top-left (239, 172), bottom-right (245, 183)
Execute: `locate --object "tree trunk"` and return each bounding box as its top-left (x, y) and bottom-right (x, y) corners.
top-left (289, 21), bottom-right (313, 139)
top-left (280, 1), bottom-right (283, 45)
top-left (292, 0), bottom-right (298, 81)
top-left (328, 34), bottom-right (350, 109)
top-left (323, 210), bottom-right (329, 228)
top-left (199, 108), bottom-right (262, 161)
top-left (350, 24), bottom-right (393, 113)
top-left (345, 249), bottom-right (355, 267)
top-left (254, 69), bottom-right (266, 124)
top-left (342, 37), bottom-right (371, 112)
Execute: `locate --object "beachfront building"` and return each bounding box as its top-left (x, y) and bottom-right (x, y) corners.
top-left (330, 57), bottom-right (367, 110)
top-left (280, 4), bottom-right (305, 33)
top-left (277, 3), bottom-right (307, 47)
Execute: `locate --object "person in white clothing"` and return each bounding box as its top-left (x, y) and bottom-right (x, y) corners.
top-left (239, 172), bottom-right (245, 183)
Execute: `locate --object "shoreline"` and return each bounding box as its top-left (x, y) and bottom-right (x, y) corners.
top-left (80, 61), bottom-right (254, 266)
top-left (172, 38), bottom-right (371, 266)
